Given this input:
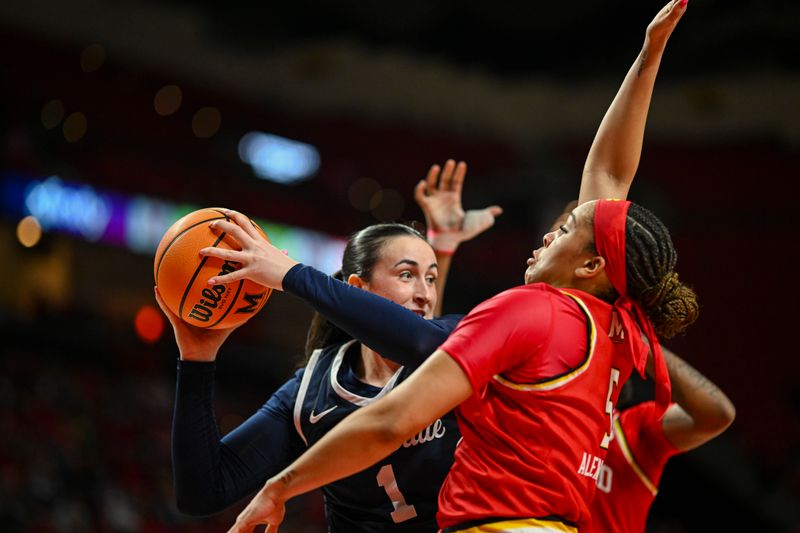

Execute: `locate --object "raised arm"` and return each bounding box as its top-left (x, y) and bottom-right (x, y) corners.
top-left (414, 159), bottom-right (502, 316)
top-left (578, 0), bottom-right (687, 205)
top-left (155, 288), bottom-right (304, 515)
top-left (226, 349), bottom-right (473, 532)
top-left (659, 347), bottom-right (736, 451)
top-left (200, 210), bottom-right (461, 367)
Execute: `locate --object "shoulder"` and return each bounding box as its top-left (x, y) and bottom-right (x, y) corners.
top-left (474, 283), bottom-right (567, 313)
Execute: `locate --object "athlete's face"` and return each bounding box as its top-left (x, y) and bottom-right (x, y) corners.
top-left (525, 201), bottom-right (596, 287)
top-left (354, 235), bottom-right (438, 319)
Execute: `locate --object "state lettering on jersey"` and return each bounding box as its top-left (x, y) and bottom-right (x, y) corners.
top-left (577, 451), bottom-right (604, 481)
top-left (402, 418), bottom-right (446, 448)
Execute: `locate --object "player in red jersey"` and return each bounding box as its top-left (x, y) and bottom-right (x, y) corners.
top-left (226, 198), bottom-right (699, 533)
top-left (223, 1), bottom-right (695, 531)
top-left (588, 346), bottom-right (735, 533)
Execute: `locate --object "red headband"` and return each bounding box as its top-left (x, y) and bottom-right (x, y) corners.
top-left (593, 199), bottom-right (671, 414)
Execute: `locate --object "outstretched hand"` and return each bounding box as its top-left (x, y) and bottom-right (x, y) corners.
top-left (646, 0), bottom-right (688, 46)
top-left (198, 209), bottom-right (299, 290)
top-left (414, 159), bottom-right (502, 253)
top-left (154, 287), bottom-right (235, 362)
top-left (227, 478), bottom-right (288, 533)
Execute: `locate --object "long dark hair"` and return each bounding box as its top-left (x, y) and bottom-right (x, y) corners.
top-left (303, 223), bottom-right (428, 360)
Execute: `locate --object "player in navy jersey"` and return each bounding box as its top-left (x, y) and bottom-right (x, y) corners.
top-left (158, 161), bottom-right (502, 532)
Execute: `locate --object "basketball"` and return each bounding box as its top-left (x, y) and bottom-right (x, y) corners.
top-left (153, 207), bottom-right (272, 329)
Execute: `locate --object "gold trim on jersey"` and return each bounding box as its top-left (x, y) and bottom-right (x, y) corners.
top-left (449, 516), bottom-right (578, 532)
top-left (492, 291), bottom-right (597, 392)
top-left (613, 415), bottom-right (658, 496)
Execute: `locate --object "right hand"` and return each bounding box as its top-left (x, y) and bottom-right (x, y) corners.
top-left (227, 477), bottom-right (289, 533)
top-left (646, 0), bottom-right (688, 47)
top-left (198, 209), bottom-right (299, 291)
top-left (154, 286), bottom-right (236, 362)
top-left (414, 159), bottom-right (502, 253)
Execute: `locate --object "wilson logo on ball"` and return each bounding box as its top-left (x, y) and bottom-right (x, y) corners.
top-left (154, 208), bottom-right (272, 329)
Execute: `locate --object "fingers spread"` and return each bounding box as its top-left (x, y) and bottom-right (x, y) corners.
top-left (452, 161), bottom-right (467, 194)
top-left (210, 220), bottom-right (250, 249)
top-left (208, 268), bottom-right (245, 286)
top-left (440, 159), bottom-right (456, 191)
top-left (200, 246), bottom-right (244, 263)
top-left (223, 209), bottom-right (262, 241)
top-left (414, 179), bottom-right (428, 203)
top-left (425, 165), bottom-right (440, 195)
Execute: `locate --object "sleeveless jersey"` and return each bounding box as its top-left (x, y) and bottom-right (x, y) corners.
top-left (294, 339), bottom-right (461, 532)
top-left (437, 284), bottom-right (645, 530)
top-left (588, 402), bottom-right (679, 533)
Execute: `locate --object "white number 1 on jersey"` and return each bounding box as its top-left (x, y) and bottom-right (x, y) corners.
top-left (376, 464), bottom-right (418, 523)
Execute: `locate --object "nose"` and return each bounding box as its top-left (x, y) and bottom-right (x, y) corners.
top-left (413, 278), bottom-right (434, 309)
top-left (542, 230), bottom-right (557, 248)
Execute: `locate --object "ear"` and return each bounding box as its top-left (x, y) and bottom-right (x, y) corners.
top-left (347, 273), bottom-right (367, 289)
top-left (575, 255), bottom-right (606, 279)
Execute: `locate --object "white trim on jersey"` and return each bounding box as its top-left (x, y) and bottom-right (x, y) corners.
top-left (331, 339), bottom-right (405, 406)
top-left (293, 347), bottom-right (323, 446)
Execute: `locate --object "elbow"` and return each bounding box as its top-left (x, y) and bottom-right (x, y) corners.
top-left (703, 400), bottom-right (736, 437)
top-left (717, 400), bottom-right (736, 431)
top-left (369, 406), bottom-right (418, 449)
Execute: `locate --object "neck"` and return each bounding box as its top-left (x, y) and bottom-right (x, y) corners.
top-left (356, 344), bottom-right (402, 388)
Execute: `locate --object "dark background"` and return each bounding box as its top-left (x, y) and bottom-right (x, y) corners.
top-left (1, 0), bottom-right (799, 531)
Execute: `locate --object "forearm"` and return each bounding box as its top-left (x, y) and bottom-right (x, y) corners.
top-left (268, 349), bottom-right (470, 501)
top-left (579, 38), bottom-right (668, 203)
top-left (660, 348), bottom-right (735, 451)
top-left (284, 264), bottom-right (458, 366)
top-left (665, 349), bottom-right (736, 427)
top-left (433, 251), bottom-right (454, 316)
top-left (276, 401), bottom-right (412, 501)
top-left (172, 362), bottom-right (299, 514)
top-left (172, 361), bottom-right (230, 514)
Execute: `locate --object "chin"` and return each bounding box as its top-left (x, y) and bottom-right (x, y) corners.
top-left (524, 267), bottom-right (536, 285)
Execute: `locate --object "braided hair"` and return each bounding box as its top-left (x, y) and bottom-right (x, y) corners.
top-left (624, 203), bottom-right (699, 338)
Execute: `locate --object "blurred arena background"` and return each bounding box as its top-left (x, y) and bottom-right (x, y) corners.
top-left (1, 0), bottom-right (799, 531)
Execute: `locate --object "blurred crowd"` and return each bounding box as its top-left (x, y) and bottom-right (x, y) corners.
top-left (0, 312), bottom-right (326, 533)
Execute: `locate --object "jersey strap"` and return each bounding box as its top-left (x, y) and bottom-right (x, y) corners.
top-left (613, 415), bottom-right (658, 496)
top-left (492, 291), bottom-right (597, 392)
top-left (293, 347), bottom-right (323, 445)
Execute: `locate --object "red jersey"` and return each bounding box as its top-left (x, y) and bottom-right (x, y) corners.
top-left (588, 402), bottom-right (679, 533)
top-left (437, 283), bottom-right (645, 531)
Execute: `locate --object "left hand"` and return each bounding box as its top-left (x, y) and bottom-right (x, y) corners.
top-left (414, 159), bottom-right (502, 253)
top-left (227, 478), bottom-right (288, 533)
top-left (645, 0), bottom-right (688, 47)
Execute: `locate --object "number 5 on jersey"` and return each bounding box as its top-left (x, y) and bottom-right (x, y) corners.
top-left (600, 368), bottom-right (620, 449)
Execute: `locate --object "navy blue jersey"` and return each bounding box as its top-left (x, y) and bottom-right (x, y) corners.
top-left (294, 340), bottom-right (460, 532)
top-left (172, 263), bottom-right (464, 531)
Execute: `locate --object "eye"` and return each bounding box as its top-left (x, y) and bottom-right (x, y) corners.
top-left (426, 275), bottom-right (437, 285)
top-left (558, 225), bottom-right (569, 235)
top-left (399, 271), bottom-right (413, 280)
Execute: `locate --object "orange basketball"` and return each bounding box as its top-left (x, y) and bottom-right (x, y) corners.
top-left (153, 207), bottom-right (272, 329)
